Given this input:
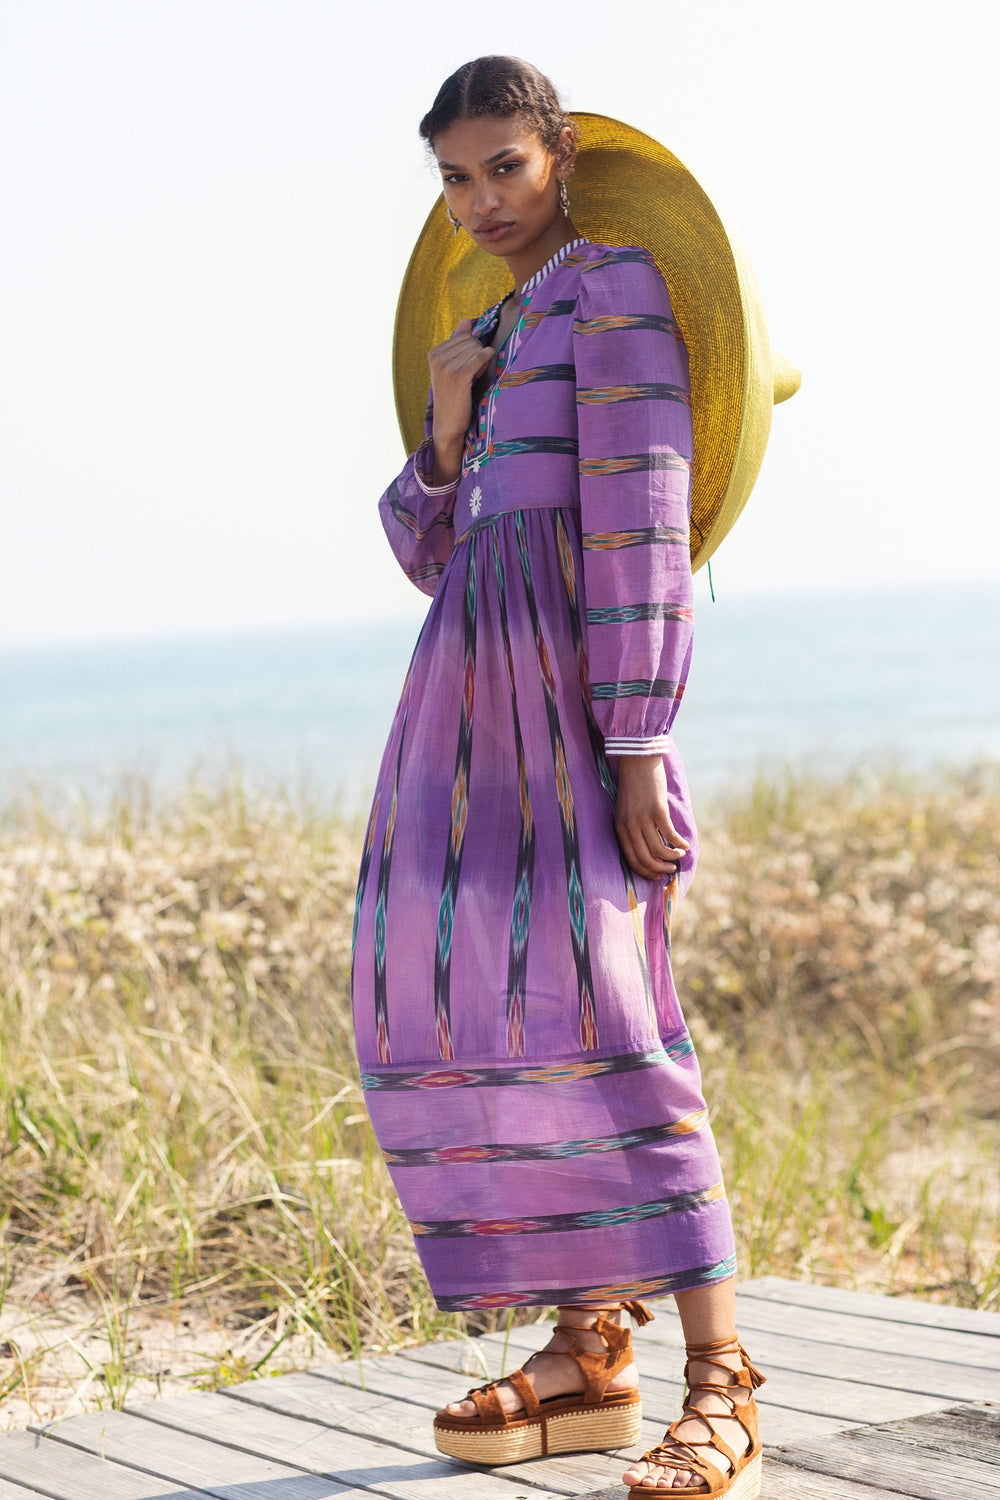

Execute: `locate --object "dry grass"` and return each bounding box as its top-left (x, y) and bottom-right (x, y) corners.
top-left (0, 763), bottom-right (997, 1426)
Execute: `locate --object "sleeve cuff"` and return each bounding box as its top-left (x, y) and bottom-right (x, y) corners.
top-left (604, 734), bottom-right (672, 756)
top-left (414, 439), bottom-right (461, 496)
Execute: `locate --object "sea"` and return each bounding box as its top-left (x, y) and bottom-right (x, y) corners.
top-left (1, 583), bottom-right (997, 817)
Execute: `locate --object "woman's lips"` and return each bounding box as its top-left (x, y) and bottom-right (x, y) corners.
top-left (475, 222), bottom-right (514, 243)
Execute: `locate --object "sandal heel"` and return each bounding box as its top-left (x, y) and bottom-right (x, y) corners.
top-left (435, 1396), bottom-right (642, 1463)
top-left (547, 1396), bottom-right (643, 1453)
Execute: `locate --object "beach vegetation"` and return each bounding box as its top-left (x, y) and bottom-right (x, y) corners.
top-left (0, 763), bottom-right (997, 1424)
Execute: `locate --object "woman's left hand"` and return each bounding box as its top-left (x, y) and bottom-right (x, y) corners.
top-left (614, 755), bottom-right (690, 881)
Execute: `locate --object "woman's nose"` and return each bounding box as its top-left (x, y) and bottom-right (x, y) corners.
top-left (473, 176), bottom-right (502, 215)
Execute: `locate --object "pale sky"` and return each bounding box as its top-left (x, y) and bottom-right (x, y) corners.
top-left (1, 0), bottom-right (997, 648)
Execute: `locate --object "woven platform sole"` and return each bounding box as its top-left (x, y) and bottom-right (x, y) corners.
top-left (627, 1449), bottom-right (762, 1500)
top-left (434, 1396), bottom-right (642, 1464)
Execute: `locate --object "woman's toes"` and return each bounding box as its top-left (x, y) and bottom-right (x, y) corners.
top-left (621, 1459), bottom-right (702, 1491)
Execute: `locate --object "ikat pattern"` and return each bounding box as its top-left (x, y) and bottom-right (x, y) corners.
top-left (432, 542), bottom-right (478, 1061)
top-left (583, 525), bottom-right (688, 551)
top-left (515, 509), bottom-right (599, 1051)
top-left (553, 507), bottom-right (657, 1030)
top-left (359, 1037), bottom-right (695, 1092)
top-left (434, 1257), bottom-right (739, 1312)
top-left (410, 1183), bottom-right (726, 1238)
top-left (382, 1107), bottom-right (709, 1166)
top-left (491, 526), bottom-right (536, 1058)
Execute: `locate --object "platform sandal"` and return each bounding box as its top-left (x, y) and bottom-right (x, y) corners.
top-left (432, 1299), bottom-right (653, 1465)
top-left (625, 1337), bottom-right (765, 1499)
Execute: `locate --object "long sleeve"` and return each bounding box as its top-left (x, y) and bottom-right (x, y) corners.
top-left (378, 390), bottom-right (458, 597)
top-left (573, 250), bottom-right (695, 754)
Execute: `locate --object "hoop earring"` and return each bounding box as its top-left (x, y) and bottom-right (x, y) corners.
top-left (446, 206), bottom-right (461, 236)
top-left (559, 180), bottom-right (570, 217)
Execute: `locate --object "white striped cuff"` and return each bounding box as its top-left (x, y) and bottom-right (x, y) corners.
top-left (604, 734), bottom-right (672, 757)
top-left (414, 441), bottom-right (461, 496)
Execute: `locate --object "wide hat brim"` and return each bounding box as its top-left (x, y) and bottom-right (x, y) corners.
top-left (393, 112), bottom-right (799, 570)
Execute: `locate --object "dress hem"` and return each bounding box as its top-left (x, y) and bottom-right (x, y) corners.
top-left (430, 1255), bottom-right (738, 1312)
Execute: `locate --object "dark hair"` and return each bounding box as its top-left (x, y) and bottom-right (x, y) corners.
top-left (419, 56), bottom-right (575, 154)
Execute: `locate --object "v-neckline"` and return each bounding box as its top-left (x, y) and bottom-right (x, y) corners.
top-left (471, 292), bottom-right (517, 410)
top-left (463, 238), bottom-right (592, 477)
top-left (484, 294), bottom-right (519, 381)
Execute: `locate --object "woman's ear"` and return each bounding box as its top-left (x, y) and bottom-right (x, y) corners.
top-left (557, 123), bottom-right (577, 179)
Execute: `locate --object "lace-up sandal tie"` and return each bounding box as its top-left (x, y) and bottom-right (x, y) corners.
top-left (433, 1299), bottom-right (653, 1465)
top-left (627, 1337), bottom-right (766, 1499)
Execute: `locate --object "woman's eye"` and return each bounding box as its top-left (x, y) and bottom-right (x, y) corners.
top-left (443, 174), bottom-right (467, 185)
top-left (495, 162), bottom-right (519, 175)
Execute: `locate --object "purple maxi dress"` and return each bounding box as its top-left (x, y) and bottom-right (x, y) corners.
top-left (351, 240), bottom-right (737, 1311)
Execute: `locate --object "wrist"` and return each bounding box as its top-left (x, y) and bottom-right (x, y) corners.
top-left (615, 754), bottom-right (664, 783)
top-left (431, 433), bottom-right (464, 485)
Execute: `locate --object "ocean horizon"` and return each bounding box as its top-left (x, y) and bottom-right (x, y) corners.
top-left (1, 582), bottom-right (997, 815)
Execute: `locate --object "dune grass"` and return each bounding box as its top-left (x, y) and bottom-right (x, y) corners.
top-left (0, 762), bottom-right (997, 1423)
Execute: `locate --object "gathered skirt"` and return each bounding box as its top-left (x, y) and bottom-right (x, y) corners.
top-left (351, 504), bottom-right (736, 1309)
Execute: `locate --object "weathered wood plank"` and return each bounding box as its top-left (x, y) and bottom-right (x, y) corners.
top-left (30, 1410), bottom-right (349, 1499)
top-left (859, 1403), bottom-right (1000, 1461)
top-left (0, 1481), bottom-right (61, 1500)
top-left (308, 1352), bottom-right (468, 1409)
top-left (725, 1293), bottom-right (1000, 1370)
top-left (773, 1432), bottom-right (1000, 1499)
top-left (762, 1469), bottom-right (923, 1500)
top-left (0, 1425), bottom-right (207, 1499)
top-left (132, 1388), bottom-right (577, 1499)
top-left (0, 1480), bottom-right (64, 1499)
top-left (743, 1277), bottom-right (1000, 1339)
top-left (773, 1405), bottom-right (1000, 1499)
top-left (628, 1308), bottom-right (1000, 1403)
top-left (228, 1370), bottom-right (433, 1429)
top-left (400, 1335), bottom-right (543, 1380)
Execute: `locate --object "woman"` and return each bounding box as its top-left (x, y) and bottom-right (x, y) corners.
top-left (351, 56), bottom-right (764, 1499)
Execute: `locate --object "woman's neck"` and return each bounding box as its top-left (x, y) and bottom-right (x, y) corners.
top-left (506, 218), bottom-right (583, 296)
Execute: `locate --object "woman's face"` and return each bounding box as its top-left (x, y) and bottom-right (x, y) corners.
top-left (433, 114), bottom-right (570, 260)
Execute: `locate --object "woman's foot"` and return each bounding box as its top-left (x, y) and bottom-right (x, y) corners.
top-left (622, 1340), bottom-right (763, 1493)
top-left (443, 1305), bottom-right (639, 1418)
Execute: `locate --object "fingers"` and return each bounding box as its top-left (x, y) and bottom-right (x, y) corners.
top-left (430, 329), bottom-right (491, 378)
top-left (613, 757), bottom-right (689, 881)
top-left (616, 819), bottom-right (687, 882)
top-left (655, 811), bottom-right (690, 855)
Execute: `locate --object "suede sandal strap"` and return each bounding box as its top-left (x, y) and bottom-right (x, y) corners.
top-left (469, 1382), bottom-right (506, 1424)
top-left (620, 1298), bottom-right (654, 1327)
top-left (507, 1367), bottom-right (541, 1417)
top-left (685, 1337), bottom-right (766, 1392)
top-left (551, 1307), bottom-right (639, 1404)
top-left (592, 1312), bottom-right (631, 1355)
top-left (646, 1438), bottom-right (728, 1494)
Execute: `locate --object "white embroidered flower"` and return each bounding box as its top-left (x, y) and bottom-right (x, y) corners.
top-left (471, 458), bottom-right (481, 474)
top-left (469, 486), bottom-right (483, 517)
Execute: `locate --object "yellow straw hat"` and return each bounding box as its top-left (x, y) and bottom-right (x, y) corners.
top-left (393, 112), bottom-right (800, 571)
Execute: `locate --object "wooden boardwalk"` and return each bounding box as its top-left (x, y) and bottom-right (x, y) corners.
top-left (0, 1277), bottom-right (997, 1498)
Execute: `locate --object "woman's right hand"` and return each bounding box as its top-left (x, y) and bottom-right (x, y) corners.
top-left (428, 319), bottom-right (492, 484)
